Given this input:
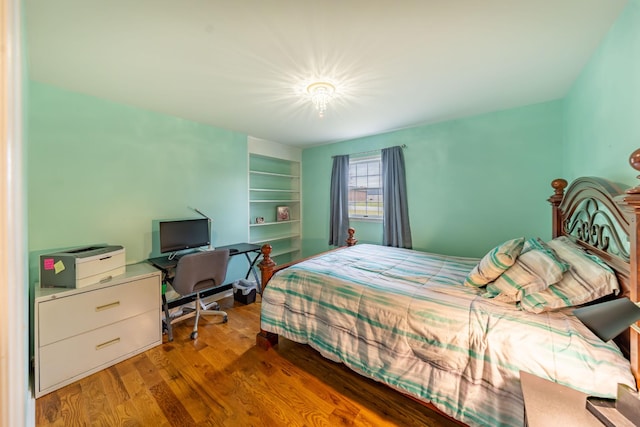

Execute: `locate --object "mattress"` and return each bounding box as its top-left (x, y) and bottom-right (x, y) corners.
top-left (261, 244), bottom-right (635, 426)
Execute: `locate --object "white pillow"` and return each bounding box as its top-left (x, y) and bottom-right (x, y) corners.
top-left (490, 238), bottom-right (569, 302)
top-left (464, 237), bottom-right (525, 287)
top-left (520, 237), bottom-right (619, 313)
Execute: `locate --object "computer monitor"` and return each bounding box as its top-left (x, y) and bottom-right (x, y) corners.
top-left (159, 218), bottom-right (210, 254)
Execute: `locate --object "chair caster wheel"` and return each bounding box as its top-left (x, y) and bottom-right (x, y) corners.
top-left (223, 316), bottom-right (228, 323)
top-left (190, 331), bottom-right (198, 340)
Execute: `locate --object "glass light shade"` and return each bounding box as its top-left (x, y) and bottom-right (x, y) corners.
top-left (307, 82), bottom-right (335, 117)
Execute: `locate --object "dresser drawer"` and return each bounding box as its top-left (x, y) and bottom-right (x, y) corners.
top-left (37, 308), bottom-right (161, 393)
top-left (38, 276), bottom-right (159, 346)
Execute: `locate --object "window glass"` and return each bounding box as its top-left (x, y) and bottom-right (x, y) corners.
top-left (348, 155), bottom-right (383, 219)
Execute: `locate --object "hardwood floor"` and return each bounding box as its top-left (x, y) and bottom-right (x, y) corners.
top-left (35, 295), bottom-right (461, 427)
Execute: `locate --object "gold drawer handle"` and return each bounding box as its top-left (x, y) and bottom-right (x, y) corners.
top-left (95, 301), bottom-right (120, 312)
top-left (96, 337), bottom-right (120, 350)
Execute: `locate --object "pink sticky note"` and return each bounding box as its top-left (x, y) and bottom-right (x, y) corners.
top-left (43, 258), bottom-right (54, 270)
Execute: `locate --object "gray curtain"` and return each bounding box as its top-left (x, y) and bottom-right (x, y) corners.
top-left (382, 146), bottom-right (412, 248)
top-left (329, 155), bottom-right (350, 246)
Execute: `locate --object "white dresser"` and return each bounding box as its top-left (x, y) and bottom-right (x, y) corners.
top-left (34, 262), bottom-right (162, 398)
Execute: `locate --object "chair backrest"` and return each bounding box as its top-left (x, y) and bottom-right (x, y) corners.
top-left (171, 249), bottom-right (230, 296)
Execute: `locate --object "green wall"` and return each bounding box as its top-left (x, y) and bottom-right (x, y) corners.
top-left (27, 81), bottom-right (249, 286)
top-left (26, 0), bottom-right (640, 282)
top-left (302, 101), bottom-right (563, 258)
top-left (300, 0), bottom-right (639, 259)
top-left (564, 0), bottom-right (640, 185)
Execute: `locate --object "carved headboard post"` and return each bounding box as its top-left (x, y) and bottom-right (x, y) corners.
top-left (256, 244), bottom-right (278, 350)
top-left (620, 195), bottom-right (640, 384)
top-left (548, 178), bottom-right (568, 238)
top-left (258, 244), bottom-right (276, 294)
top-left (620, 148), bottom-right (640, 384)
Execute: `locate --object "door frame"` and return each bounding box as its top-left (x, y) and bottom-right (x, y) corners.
top-left (1, 0), bottom-right (33, 425)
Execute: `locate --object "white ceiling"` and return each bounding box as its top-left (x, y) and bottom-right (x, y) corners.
top-left (25, 0), bottom-right (628, 147)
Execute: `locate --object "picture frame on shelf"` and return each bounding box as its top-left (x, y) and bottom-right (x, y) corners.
top-left (255, 217), bottom-right (265, 224)
top-left (276, 206), bottom-right (290, 222)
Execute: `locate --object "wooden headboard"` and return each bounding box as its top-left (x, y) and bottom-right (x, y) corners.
top-left (548, 149), bottom-right (640, 385)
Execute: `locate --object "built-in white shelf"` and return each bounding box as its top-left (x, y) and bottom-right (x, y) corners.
top-left (250, 220), bottom-right (300, 227)
top-left (250, 188), bottom-right (298, 193)
top-left (250, 171), bottom-right (299, 179)
top-left (248, 147), bottom-right (302, 264)
top-left (250, 233), bottom-right (300, 245)
top-left (250, 199), bottom-right (301, 203)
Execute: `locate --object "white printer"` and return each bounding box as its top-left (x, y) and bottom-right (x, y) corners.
top-left (39, 245), bottom-right (126, 288)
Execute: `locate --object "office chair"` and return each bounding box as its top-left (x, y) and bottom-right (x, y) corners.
top-left (166, 249), bottom-right (230, 340)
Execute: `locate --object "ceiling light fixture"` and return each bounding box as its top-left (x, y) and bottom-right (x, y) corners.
top-left (307, 82), bottom-right (335, 118)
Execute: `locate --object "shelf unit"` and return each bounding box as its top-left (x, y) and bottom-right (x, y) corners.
top-left (248, 146), bottom-right (301, 264)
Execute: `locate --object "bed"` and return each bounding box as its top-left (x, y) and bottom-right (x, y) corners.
top-left (255, 152), bottom-right (640, 427)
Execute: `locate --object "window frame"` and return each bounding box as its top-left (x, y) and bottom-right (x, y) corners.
top-left (348, 154), bottom-right (383, 221)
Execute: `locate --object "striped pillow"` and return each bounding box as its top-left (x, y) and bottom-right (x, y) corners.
top-left (464, 237), bottom-right (525, 287)
top-left (483, 282), bottom-right (502, 298)
top-left (483, 282), bottom-right (520, 304)
top-left (520, 237), bottom-right (619, 313)
top-left (490, 238), bottom-right (569, 302)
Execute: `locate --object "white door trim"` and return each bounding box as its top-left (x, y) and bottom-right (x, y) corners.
top-left (1, 0), bottom-right (33, 425)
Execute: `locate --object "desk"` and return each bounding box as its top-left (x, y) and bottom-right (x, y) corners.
top-left (148, 243), bottom-right (261, 285)
top-left (215, 243), bottom-right (262, 285)
top-left (148, 243), bottom-right (261, 341)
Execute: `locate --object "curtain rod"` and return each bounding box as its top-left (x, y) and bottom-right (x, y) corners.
top-left (332, 144), bottom-right (406, 158)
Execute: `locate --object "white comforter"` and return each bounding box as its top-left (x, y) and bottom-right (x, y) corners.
top-left (261, 244), bottom-right (635, 426)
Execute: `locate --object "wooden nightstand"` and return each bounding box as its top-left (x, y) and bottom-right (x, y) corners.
top-left (520, 371), bottom-right (603, 427)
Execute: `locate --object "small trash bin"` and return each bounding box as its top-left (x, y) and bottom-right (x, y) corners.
top-left (233, 279), bottom-right (257, 304)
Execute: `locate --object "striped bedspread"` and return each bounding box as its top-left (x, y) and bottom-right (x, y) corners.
top-left (261, 244), bottom-right (635, 427)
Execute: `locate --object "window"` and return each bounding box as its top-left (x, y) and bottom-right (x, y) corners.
top-left (348, 155), bottom-right (383, 219)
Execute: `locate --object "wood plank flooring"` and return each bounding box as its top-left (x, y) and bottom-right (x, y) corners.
top-left (36, 295), bottom-right (461, 427)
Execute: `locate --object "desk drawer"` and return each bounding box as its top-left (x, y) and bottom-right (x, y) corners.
top-left (38, 276), bottom-right (159, 346)
top-left (37, 308), bottom-right (160, 393)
